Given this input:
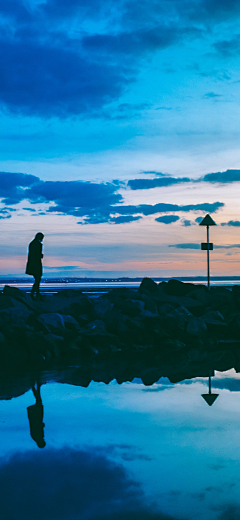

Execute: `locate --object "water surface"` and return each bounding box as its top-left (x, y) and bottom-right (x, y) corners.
top-left (1, 370), bottom-right (240, 519)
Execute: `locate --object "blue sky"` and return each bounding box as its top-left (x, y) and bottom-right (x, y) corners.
top-left (1, 0), bottom-right (240, 276)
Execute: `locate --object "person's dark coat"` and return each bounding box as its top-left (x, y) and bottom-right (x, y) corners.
top-left (26, 238), bottom-right (43, 277)
top-left (27, 385), bottom-right (45, 448)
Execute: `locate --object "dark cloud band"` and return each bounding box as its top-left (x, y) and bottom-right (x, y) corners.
top-left (169, 243), bottom-right (240, 249)
top-left (0, 172), bottom-right (225, 225)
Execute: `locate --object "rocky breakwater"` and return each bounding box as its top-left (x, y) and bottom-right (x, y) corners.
top-left (1, 278), bottom-right (240, 385)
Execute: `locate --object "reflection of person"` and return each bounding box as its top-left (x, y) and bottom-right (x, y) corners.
top-left (26, 233), bottom-right (44, 299)
top-left (27, 382), bottom-right (46, 448)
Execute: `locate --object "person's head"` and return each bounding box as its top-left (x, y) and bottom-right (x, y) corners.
top-left (35, 232), bottom-right (44, 242)
top-left (36, 438), bottom-right (46, 449)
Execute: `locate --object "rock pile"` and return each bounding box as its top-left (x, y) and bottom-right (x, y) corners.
top-left (1, 278), bottom-right (240, 383)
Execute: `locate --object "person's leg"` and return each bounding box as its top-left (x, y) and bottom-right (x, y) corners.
top-left (31, 275), bottom-right (41, 297)
top-left (35, 275), bottom-right (41, 297)
top-left (31, 276), bottom-right (37, 297)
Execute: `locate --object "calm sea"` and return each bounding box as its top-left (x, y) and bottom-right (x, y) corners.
top-left (0, 278), bottom-right (240, 293)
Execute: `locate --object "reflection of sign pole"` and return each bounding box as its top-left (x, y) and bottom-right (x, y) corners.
top-left (201, 371), bottom-right (219, 406)
top-left (199, 214), bottom-right (216, 289)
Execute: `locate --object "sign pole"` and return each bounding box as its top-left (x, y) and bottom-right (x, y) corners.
top-left (207, 225), bottom-right (210, 289)
top-left (200, 214), bottom-right (216, 290)
top-left (201, 371), bottom-right (219, 406)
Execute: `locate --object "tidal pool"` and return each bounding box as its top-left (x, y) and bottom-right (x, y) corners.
top-left (0, 370), bottom-right (240, 520)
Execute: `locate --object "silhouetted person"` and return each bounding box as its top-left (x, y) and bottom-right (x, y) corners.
top-left (27, 382), bottom-right (46, 448)
top-left (26, 232), bottom-right (44, 299)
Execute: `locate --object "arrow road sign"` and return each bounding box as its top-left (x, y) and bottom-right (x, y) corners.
top-left (201, 243), bottom-right (213, 250)
top-left (199, 214), bottom-right (217, 289)
top-left (199, 214), bottom-right (217, 226)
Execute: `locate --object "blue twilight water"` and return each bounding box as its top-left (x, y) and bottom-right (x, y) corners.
top-left (0, 279), bottom-right (239, 294)
top-left (1, 370), bottom-right (240, 520)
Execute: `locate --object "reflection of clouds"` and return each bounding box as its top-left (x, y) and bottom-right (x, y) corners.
top-left (143, 374), bottom-right (240, 393)
top-left (207, 463), bottom-right (227, 471)
top-left (189, 492), bottom-right (205, 501)
top-left (0, 448), bottom-right (181, 520)
top-left (101, 443), bottom-right (152, 461)
top-left (217, 504), bottom-right (240, 519)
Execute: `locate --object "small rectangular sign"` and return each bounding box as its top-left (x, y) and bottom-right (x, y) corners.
top-left (201, 242), bottom-right (213, 250)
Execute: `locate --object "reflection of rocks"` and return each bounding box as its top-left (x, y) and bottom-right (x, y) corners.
top-left (1, 278), bottom-right (240, 389)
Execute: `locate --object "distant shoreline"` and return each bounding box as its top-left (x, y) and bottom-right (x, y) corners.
top-left (0, 276), bottom-right (240, 284)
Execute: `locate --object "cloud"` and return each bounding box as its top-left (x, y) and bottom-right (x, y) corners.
top-left (201, 170), bottom-right (240, 183)
top-left (176, 0), bottom-right (240, 23)
top-left (0, 0), bottom-right (237, 118)
top-left (203, 92), bottom-right (222, 99)
top-left (0, 447), bottom-right (182, 520)
top-left (221, 220), bottom-right (240, 226)
top-left (207, 463), bottom-right (226, 471)
top-left (0, 1), bottom-right (192, 118)
top-left (113, 202), bottom-right (224, 216)
top-left (0, 172), bottom-right (225, 225)
top-left (0, 173), bottom-right (124, 223)
top-left (110, 215), bottom-right (142, 224)
top-left (127, 169), bottom-right (240, 192)
top-left (0, 214), bottom-right (11, 219)
top-left (142, 171), bottom-right (168, 176)
top-left (0, 38), bottom-right (129, 117)
top-left (127, 176), bottom-right (191, 190)
top-left (217, 505), bottom-right (240, 519)
top-left (169, 243), bottom-right (240, 249)
top-left (181, 219), bottom-right (192, 226)
top-left (168, 243), bottom-right (201, 249)
top-left (27, 180), bottom-right (123, 212)
top-left (210, 378), bottom-right (240, 392)
top-left (155, 215), bottom-right (180, 224)
top-left (81, 26), bottom-right (181, 58)
top-left (213, 36), bottom-right (240, 57)
top-left (44, 266), bottom-right (82, 271)
top-left (0, 171), bottom-right (40, 204)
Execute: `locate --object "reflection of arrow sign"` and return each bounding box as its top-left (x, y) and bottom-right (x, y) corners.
top-left (201, 393), bottom-right (219, 406)
top-left (201, 375), bottom-right (219, 407)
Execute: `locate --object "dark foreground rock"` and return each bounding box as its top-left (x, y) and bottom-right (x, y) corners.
top-left (1, 278), bottom-right (240, 388)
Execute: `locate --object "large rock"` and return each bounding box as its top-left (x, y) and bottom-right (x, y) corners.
top-left (61, 295), bottom-right (94, 317)
top-left (232, 285), bottom-right (240, 310)
top-left (162, 307), bottom-right (193, 337)
top-left (37, 313), bottom-right (66, 334)
top-left (0, 307), bottom-right (33, 330)
top-left (113, 298), bottom-right (145, 317)
top-left (82, 320), bottom-right (107, 334)
top-left (209, 287), bottom-right (235, 316)
top-left (140, 289), bottom-right (204, 315)
top-left (68, 335), bottom-right (99, 359)
top-left (139, 294), bottom-right (158, 314)
top-left (186, 317), bottom-right (208, 336)
top-left (44, 334), bottom-right (65, 357)
top-left (139, 277), bottom-right (161, 297)
top-left (158, 303), bottom-right (176, 316)
top-left (104, 287), bottom-right (140, 301)
top-left (92, 298), bottom-right (114, 320)
top-left (160, 279), bottom-right (196, 297)
top-left (187, 286), bottom-right (211, 306)
top-left (3, 285), bottom-right (29, 303)
top-left (201, 310), bottom-right (225, 322)
top-left (105, 308), bottom-right (130, 335)
top-left (61, 315), bottom-right (81, 332)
